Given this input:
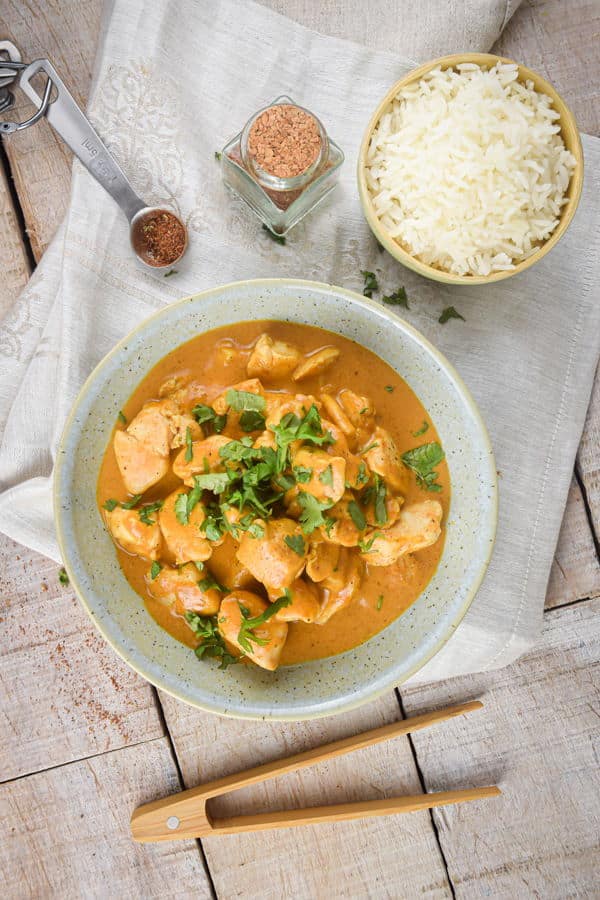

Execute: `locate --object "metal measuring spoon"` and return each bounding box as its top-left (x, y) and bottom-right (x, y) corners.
top-left (16, 58), bottom-right (188, 271)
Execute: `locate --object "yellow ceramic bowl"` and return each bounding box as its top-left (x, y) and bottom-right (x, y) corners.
top-left (357, 53), bottom-right (584, 286)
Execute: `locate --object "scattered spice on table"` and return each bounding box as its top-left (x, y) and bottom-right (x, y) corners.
top-left (133, 210), bottom-right (186, 267)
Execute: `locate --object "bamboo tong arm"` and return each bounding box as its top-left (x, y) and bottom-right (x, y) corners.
top-left (210, 787), bottom-right (502, 835)
top-left (131, 700), bottom-right (492, 841)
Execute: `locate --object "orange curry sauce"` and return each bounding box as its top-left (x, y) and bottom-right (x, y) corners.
top-left (96, 321), bottom-right (449, 665)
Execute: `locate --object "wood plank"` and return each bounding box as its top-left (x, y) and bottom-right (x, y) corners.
top-left (0, 737), bottom-right (213, 899)
top-left (493, 0), bottom-right (600, 137)
top-left (0, 0), bottom-right (103, 260)
top-left (401, 597), bottom-right (600, 899)
top-left (546, 476), bottom-right (600, 608)
top-left (0, 160), bottom-right (31, 317)
top-left (159, 690), bottom-right (452, 899)
top-left (577, 363), bottom-right (600, 541)
top-left (0, 535), bottom-right (164, 781)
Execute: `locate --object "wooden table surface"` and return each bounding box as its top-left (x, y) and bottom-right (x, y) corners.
top-left (1, 1), bottom-right (599, 897)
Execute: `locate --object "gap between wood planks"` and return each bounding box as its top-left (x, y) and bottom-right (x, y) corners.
top-left (0, 140), bottom-right (36, 271)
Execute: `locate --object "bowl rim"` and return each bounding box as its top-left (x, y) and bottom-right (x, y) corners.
top-left (357, 52), bottom-right (584, 286)
top-left (53, 277), bottom-right (498, 719)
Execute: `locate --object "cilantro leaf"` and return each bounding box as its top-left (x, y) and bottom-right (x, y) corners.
top-left (355, 461), bottom-right (370, 486)
top-left (192, 403), bottom-right (227, 433)
top-left (439, 306), bottom-right (465, 324)
top-left (402, 441), bottom-right (445, 492)
top-left (297, 492), bottom-right (333, 534)
top-left (185, 426), bottom-right (193, 462)
top-left (103, 498), bottom-right (119, 511)
top-left (193, 472), bottom-right (230, 494)
top-left (139, 501), bottom-right (163, 525)
top-left (185, 611), bottom-right (238, 669)
top-left (198, 574), bottom-right (226, 592)
top-left (384, 385), bottom-right (394, 393)
top-left (362, 270), bottom-right (379, 298)
top-left (319, 464), bottom-right (334, 487)
top-left (237, 590), bottom-right (293, 652)
top-left (293, 466), bottom-right (313, 484)
top-left (412, 421), bottom-right (429, 437)
top-left (240, 409), bottom-right (266, 432)
top-left (117, 410), bottom-right (127, 425)
top-left (284, 533), bottom-right (306, 556)
top-left (348, 499), bottom-right (366, 531)
top-left (150, 561), bottom-right (162, 580)
top-left (226, 389), bottom-right (266, 413)
top-left (120, 494), bottom-right (142, 509)
top-left (382, 286), bottom-right (409, 308)
top-left (175, 492), bottom-right (191, 525)
top-left (376, 594), bottom-right (384, 610)
top-left (358, 532), bottom-right (382, 553)
top-left (58, 567), bottom-right (69, 586)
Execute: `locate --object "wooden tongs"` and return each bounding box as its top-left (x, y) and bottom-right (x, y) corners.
top-left (131, 700), bottom-right (500, 841)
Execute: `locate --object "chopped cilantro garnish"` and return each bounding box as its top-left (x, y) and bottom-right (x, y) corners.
top-left (382, 286), bottom-right (409, 308)
top-left (58, 567), bottom-right (69, 586)
top-left (319, 464), bottom-right (334, 487)
top-left (362, 270), bottom-right (379, 298)
top-left (412, 421), bottom-right (430, 437)
top-left (226, 389), bottom-right (266, 413)
top-left (163, 269), bottom-right (177, 278)
top-left (192, 403), bottom-right (227, 433)
top-left (348, 499), bottom-right (366, 531)
top-left (198, 574), bottom-right (226, 592)
top-left (240, 409), bottom-right (266, 432)
top-left (193, 472), bottom-right (230, 493)
top-left (439, 306), bottom-right (465, 324)
top-left (150, 561), bottom-right (162, 580)
top-left (358, 532), bottom-right (382, 553)
top-left (402, 441), bottom-right (445, 492)
top-left (376, 594), bottom-right (384, 611)
top-left (120, 494), bottom-right (142, 509)
top-left (384, 385), bottom-right (394, 393)
top-left (138, 501), bottom-right (163, 525)
top-left (355, 461), bottom-right (370, 486)
top-left (237, 590), bottom-right (293, 652)
top-left (185, 426), bottom-right (194, 462)
top-left (297, 492), bottom-right (333, 534)
top-left (214, 151), bottom-right (222, 161)
top-left (293, 466), bottom-right (313, 484)
top-left (117, 410), bottom-right (127, 425)
top-left (185, 611), bottom-right (237, 669)
top-left (103, 498), bottom-right (119, 511)
top-left (284, 533), bottom-right (306, 556)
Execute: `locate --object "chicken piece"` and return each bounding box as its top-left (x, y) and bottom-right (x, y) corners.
top-left (362, 426), bottom-right (409, 494)
top-left (320, 394), bottom-right (355, 437)
top-left (105, 506), bottom-right (162, 560)
top-left (320, 492), bottom-right (364, 547)
top-left (247, 334), bottom-right (301, 380)
top-left (288, 447), bottom-right (346, 506)
top-left (253, 430), bottom-right (277, 451)
top-left (315, 549), bottom-right (364, 624)
top-left (148, 563), bottom-right (220, 616)
top-left (208, 533), bottom-right (258, 591)
top-left (212, 378), bottom-right (265, 415)
top-left (292, 347), bottom-right (340, 382)
top-left (361, 500), bottom-right (443, 566)
top-left (172, 435), bottom-right (230, 485)
top-left (114, 404), bottom-right (172, 494)
top-left (218, 590), bottom-right (288, 671)
top-left (339, 389), bottom-right (376, 429)
top-left (236, 518), bottom-right (307, 591)
top-left (305, 539), bottom-right (340, 582)
top-left (270, 578), bottom-right (321, 623)
top-left (158, 489), bottom-right (212, 565)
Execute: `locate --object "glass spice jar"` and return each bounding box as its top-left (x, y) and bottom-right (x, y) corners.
top-left (220, 95), bottom-right (344, 235)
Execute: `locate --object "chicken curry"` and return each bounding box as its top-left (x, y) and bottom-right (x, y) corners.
top-left (97, 321), bottom-right (448, 671)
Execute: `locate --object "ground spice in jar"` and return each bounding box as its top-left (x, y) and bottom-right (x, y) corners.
top-left (133, 210), bottom-right (186, 267)
top-left (247, 104), bottom-right (323, 179)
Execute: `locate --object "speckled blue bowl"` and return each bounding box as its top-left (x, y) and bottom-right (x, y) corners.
top-left (54, 279), bottom-right (497, 720)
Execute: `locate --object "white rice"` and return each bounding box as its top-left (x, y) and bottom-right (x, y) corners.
top-left (365, 62), bottom-right (577, 276)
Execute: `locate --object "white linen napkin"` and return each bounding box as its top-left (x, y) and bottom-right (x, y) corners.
top-left (1, 0), bottom-right (599, 682)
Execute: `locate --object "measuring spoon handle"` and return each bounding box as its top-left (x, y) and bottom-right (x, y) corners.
top-left (20, 59), bottom-right (146, 221)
